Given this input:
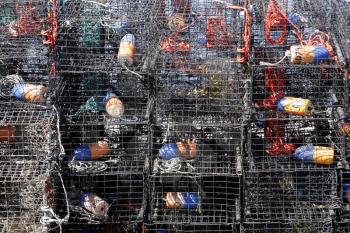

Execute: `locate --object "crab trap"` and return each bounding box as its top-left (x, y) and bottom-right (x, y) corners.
top-left (155, 0), bottom-right (251, 72)
top-left (145, 223), bottom-right (238, 233)
top-left (0, 162), bottom-right (62, 233)
top-left (0, 0), bottom-right (57, 75)
top-left (152, 124), bottom-right (243, 175)
top-left (248, 64), bottom-right (348, 171)
top-left (241, 221), bottom-right (333, 233)
top-left (155, 61), bottom-right (251, 125)
top-left (250, 0), bottom-right (340, 66)
top-left (58, 74), bottom-right (151, 125)
top-left (61, 122), bottom-right (149, 175)
top-left (149, 174), bottom-right (240, 224)
top-left (243, 170), bottom-right (338, 223)
top-left (0, 102), bottom-right (61, 161)
top-left (331, 0), bottom-right (350, 66)
top-left (336, 222), bottom-right (350, 233)
top-left (56, 0), bottom-right (163, 75)
top-left (52, 173), bottom-right (145, 226)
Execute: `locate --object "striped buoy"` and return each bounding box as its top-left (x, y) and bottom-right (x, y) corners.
top-left (118, 34), bottom-right (136, 66)
top-left (12, 83), bottom-right (47, 103)
top-left (276, 97), bottom-right (312, 116)
top-left (294, 144), bottom-right (334, 165)
top-left (177, 139), bottom-right (197, 160)
top-left (80, 193), bottom-right (109, 216)
top-left (290, 45), bottom-right (330, 64)
top-left (104, 92), bottom-right (124, 118)
top-left (165, 192), bottom-right (198, 209)
top-left (74, 141), bottom-right (110, 161)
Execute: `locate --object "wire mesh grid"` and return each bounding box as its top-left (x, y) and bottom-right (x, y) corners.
top-left (56, 0), bottom-right (163, 74)
top-left (58, 74), bottom-right (151, 125)
top-left (250, 0), bottom-right (338, 65)
top-left (0, 0), bottom-right (53, 71)
top-left (145, 223), bottom-right (238, 233)
top-left (0, 162), bottom-right (55, 233)
top-left (248, 63), bottom-right (348, 171)
top-left (61, 123), bottom-right (149, 175)
top-left (151, 124), bottom-right (243, 175)
top-left (243, 170), bottom-right (338, 222)
top-left (242, 221), bottom-right (333, 233)
top-left (149, 174), bottom-right (240, 224)
top-left (53, 173), bottom-right (145, 225)
top-left (155, 62), bottom-right (251, 125)
top-left (331, 0), bottom-right (350, 66)
top-left (154, 0), bottom-right (251, 71)
top-left (0, 103), bottom-right (60, 161)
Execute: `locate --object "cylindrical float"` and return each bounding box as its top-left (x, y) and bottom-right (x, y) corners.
top-left (276, 97), bottom-right (312, 116)
top-left (12, 83), bottom-right (47, 103)
top-left (294, 144), bottom-right (334, 165)
top-left (159, 140), bottom-right (197, 160)
top-left (104, 92), bottom-right (124, 118)
top-left (343, 183), bottom-right (350, 203)
top-left (74, 141), bottom-right (110, 161)
top-left (0, 125), bottom-right (16, 142)
top-left (117, 34), bottom-right (136, 66)
top-left (80, 193), bottom-right (109, 216)
top-left (165, 192), bottom-right (198, 209)
top-left (290, 45), bottom-right (330, 64)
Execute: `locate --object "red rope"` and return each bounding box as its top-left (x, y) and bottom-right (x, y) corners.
top-left (265, 0), bottom-right (303, 45)
top-left (41, 0), bottom-right (58, 76)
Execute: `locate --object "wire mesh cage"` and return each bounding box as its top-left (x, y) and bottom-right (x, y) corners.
top-left (56, 0), bottom-right (163, 75)
top-left (331, 0), bottom-right (350, 66)
top-left (58, 74), bottom-right (151, 125)
top-left (0, 0), bottom-right (54, 73)
top-left (250, 0), bottom-right (340, 66)
top-left (243, 170), bottom-right (338, 222)
top-left (61, 122), bottom-right (149, 175)
top-left (0, 102), bottom-right (61, 161)
top-left (152, 124), bottom-right (243, 175)
top-left (155, 62), bottom-right (251, 125)
top-left (53, 173), bottom-right (145, 226)
top-left (145, 223), bottom-right (238, 233)
top-left (242, 221), bottom-right (333, 233)
top-left (153, 0), bottom-right (252, 125)
top-left (155, 0), bottom-right (251, 71)
top-left (149, 174), bottom-right (240, 224)
top-left (248, 62), bottom-right (348, 171)
top-left (0, 162), bottom-right (59, 233)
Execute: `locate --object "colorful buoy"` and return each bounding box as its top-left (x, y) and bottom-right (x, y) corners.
top-left (159, 140), bottom-right (197, 160)
top-left (290, 45), bottom-right (330, 64)
top-left (12, 83), bottom-right (47, 103)
top-left (74, 141), bottom-right (110, 161)
top-left (80, 193), bottom-right (109, 216)
top-left (104, 92), bottom-right (124, 118)
top-left (165, 192), bottom-right (198, 209)
top-left (118, 34), bottom-right (136, 66)
top-left (294, 144), bottom-right (334, 165)
top-left (276, 97), bottom-right (312, 116)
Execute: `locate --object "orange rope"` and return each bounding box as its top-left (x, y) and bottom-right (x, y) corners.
top-left (41, 0), bottom-right (58, 76)
top-left (265, 0), bottom-right (303, 45)
top-left (224, 0), bottom-right (251, 63)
